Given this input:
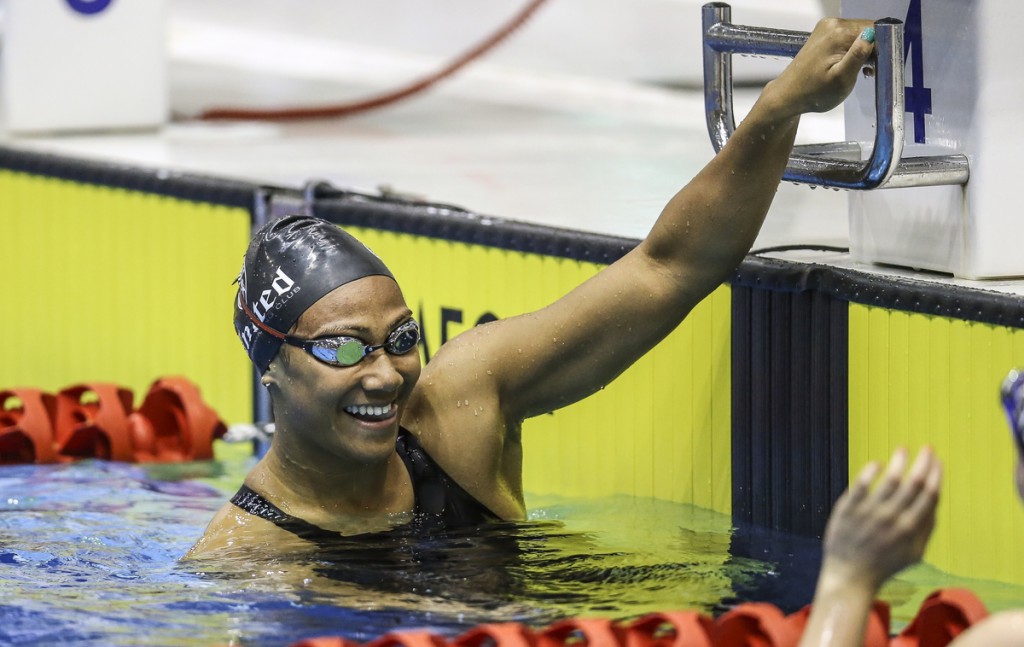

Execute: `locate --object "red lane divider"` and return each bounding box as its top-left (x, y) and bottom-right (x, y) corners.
top-left (0, 388), bottom-right (58, 464)
top-left (454, 623), bottom-right (540, 647)
top-left (624, 612), bottom-right (713, 647)
top-left (0, 377), bottom-right (225, 464)
top-left (55, 383), bottom-right (136, 461)
top-left (539, 619), bottom-right (625, 647)
top-left (712, 602), bottom-right (799, 647)
top-left (129, 377), bottom-right (225, 462)
top-left (285, 589), bottom-right (988, 647)
top-left (891, 589), bottom-right (989, 647)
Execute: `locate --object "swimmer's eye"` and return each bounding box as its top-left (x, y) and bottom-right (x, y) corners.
top-left (285, 319), bottom-right (421, 367)
top-left (386, 320), bottom-right (421, 355)
top-left (310, 337), bottom-right (367, 366)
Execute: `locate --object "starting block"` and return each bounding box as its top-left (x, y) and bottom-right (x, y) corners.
top-left (702, 1), bottom-right (1020, 279)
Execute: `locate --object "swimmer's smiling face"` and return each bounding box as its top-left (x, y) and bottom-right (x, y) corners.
top-left (264, 275), bottom-right (422, 463)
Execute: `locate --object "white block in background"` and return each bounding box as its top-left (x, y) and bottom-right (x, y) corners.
top-left (1, 0), bottom-right (167, 134)
top-left (844, 0), bottom-right (1023, 279)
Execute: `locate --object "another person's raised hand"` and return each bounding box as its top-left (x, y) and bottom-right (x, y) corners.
top-left (820, 447), bottom-right (943, 594)
top-left (798, 448), bottom-right (942, 647)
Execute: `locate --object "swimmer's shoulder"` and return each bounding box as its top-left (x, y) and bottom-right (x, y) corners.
top-left (403, 346), bottom-right (511, 467)
top-left (402, 381), bottom-right (526, 521)
top-left (951, 610), bottom-right (1024, 647)
top-left (182, 499), bottom-right (307, 560)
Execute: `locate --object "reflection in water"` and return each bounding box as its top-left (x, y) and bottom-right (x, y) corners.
top-left (4, 459), bottom-right (1012, 645)
top-left (0, 461), bottom-right (768, 645)
top-left (187, 496), bottom-right (770, 633)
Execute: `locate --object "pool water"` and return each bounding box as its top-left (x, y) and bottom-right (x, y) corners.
top-left (0, 450), bottom-right (1018, 646)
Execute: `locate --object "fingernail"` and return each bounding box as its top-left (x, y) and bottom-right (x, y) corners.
top-left (860, 27), bottom-right (875, 43)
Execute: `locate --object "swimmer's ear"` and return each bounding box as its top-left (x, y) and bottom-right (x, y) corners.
top-left (260, 369), bottom-right (277, 388)
top-left (262, 350), bottom-right (292, 389)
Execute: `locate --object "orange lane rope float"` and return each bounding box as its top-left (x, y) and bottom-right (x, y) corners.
top-left (287, 588), bottom-right (988, 647)
top-left (0, 377), bottom-right (225, 464)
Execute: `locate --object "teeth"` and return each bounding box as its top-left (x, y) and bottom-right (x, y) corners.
top-left (345, 404), bottom-right (392, 418)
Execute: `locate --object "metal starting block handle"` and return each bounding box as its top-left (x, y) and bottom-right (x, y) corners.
top-left (702, 2), bottom-right (969, 189)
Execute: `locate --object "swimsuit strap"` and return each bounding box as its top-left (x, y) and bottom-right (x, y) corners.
top-left (229, 428), bottom-right (499, 540)
top-left (395, 428), bottom-right (499, 525)
top-left (231, 484), bottom-right (339, 541)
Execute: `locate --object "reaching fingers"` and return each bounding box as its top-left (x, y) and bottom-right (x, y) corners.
top-left (904, 457), bottom-right (943, 528)
top-left (887, 446), bottom-right (935, 510)
top-left (843, 459), bottom-right (882, 508)
top-left (872, 447), bottom-right (909, 502)
top-left (831, 23), bottom-right (877, 81)
top-left (902, 458), bottom-right (942, 559)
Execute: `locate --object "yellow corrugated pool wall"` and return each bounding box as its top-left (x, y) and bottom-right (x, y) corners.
top-left (0, 170), bottom-right (253, 425)
top-left (849, 304), bottom-right (1024, 584)
top-left (351, 227), bottom-right (734, 514)
top-left (3, 166), bottom-right (732, 513)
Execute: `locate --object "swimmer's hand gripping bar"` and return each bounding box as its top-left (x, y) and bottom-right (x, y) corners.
top-left (702, 2), bottom-right (970, 189)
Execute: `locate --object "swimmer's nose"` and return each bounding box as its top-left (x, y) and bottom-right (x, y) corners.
top-left (359, 349), bottom-right (404, 394)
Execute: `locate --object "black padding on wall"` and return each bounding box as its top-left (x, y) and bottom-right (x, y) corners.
top-left (0, 145), bottom-right (257, 208)
top-left (313, 191), bottom-right (638, 265)
top-left (731, 284), bottom-right (849, 538)
top-left (734, 255), bottom-right (1024, 329)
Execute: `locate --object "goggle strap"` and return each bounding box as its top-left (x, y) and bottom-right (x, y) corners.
top-left (238, 293), bottom-right (289, 341)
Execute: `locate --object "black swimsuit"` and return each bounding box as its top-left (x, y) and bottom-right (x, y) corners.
top-left (230, 428), bottom-right (499, 541)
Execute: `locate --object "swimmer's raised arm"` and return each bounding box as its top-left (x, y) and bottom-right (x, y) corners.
top-left (426, 18), bottom-right (876, 423)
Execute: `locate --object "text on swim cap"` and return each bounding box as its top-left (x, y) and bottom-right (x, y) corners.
top-left (238, 267), bottom-right (299, 351)
top-left (249, 268), bottom-right (296, 322)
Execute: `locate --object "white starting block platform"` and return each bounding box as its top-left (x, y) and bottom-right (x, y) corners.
top-left (844, 0), bottom-right (1021, 279)
top-left (703, 0), bottom-right (1023, 280)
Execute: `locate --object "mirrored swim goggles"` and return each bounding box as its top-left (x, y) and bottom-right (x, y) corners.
top-left (1000, 368), bottom-right (1024, 454)
top-left (240, 298), bottom-right (420, 367)
top-left (285, 319), bottom-right (420, 367)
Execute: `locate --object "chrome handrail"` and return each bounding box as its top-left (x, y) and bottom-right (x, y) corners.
top-left (702, 2), bottom-right (969, 189)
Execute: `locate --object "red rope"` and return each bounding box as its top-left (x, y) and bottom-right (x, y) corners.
top-left (197, 0), bottom-right (551, 121)
top-left (286, 589), bottom-right (992, 647)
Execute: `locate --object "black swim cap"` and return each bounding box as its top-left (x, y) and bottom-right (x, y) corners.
top-left (234, 215), bottom-right (395, 373)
